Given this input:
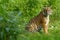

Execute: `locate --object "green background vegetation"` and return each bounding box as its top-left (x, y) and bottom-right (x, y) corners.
top-left (0, 0), bottom-right (60, 40)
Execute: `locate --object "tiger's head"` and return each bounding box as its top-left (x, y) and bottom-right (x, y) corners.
top-left (43, 7), bottom-right (52, 17)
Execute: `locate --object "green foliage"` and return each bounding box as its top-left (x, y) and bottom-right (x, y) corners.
top-left (0, 0), bottom-right (60, 40)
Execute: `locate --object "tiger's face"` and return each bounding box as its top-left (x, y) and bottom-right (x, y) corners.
top-left (43, 7), bottom-right (52, 16)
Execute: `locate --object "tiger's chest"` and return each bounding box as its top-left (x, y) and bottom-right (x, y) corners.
top-left (44, 16), bottom-right (49, 25)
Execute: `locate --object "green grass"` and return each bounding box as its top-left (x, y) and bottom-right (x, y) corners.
top-left (17, 20), bottom-right (60, 40)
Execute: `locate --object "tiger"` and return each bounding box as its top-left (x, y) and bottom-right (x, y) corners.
top-left (25, 6), bottom-right (52, 33)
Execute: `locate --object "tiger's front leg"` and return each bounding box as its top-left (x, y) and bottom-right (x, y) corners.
top-left (42, 23), bottom-right (48, 34)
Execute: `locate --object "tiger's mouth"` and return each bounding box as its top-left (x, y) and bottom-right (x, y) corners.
top-left (47, 12), bottom-right (52, 15)
top-left (47, 11), bottom-right (52, 15)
